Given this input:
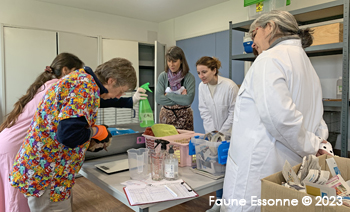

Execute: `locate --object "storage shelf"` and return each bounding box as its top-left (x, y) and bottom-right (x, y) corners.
top-left (323, 100), bottom-right (342, 107)
top-left (229, 0), bottom-right (350, 157)
top-left (323, 99), bottom-right (350, 107)
top-left (139, 60), bottom-right (154, 67)
top-left (232, 43), bottom-right (343, 61)
top-left (231, 1), bottom-right (345, 32)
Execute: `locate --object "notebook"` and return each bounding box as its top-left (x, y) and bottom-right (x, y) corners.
top-left (123, 179), bottom-right (198, 206)
top-left (95, 159), bottom-right (129, 174)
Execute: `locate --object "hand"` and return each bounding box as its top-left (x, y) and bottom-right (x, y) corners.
top-left (92, 125), bottom-right (112, 144)
top-left (181, 89), bottom-right (187, 95)
top-left (132, 87), bottom-right (148, 104)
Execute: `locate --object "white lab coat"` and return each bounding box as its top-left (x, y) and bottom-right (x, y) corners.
top-left (221, 39), bottom-right (328, 212)
top-left (198, 76), bottom-right (239, 134)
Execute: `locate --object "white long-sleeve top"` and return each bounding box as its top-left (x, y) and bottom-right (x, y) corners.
top-left (222, 39), bottom-right (328, 212)
top-left (198, 75), bottom-right (239, 134)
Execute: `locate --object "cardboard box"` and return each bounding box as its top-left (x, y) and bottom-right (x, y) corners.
top-left (261, 155), bottom-right (350, 211)
top-left (311, 23), bottom-right (343, 46)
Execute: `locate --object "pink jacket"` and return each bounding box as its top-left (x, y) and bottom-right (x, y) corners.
top-left (0, 79), bottom-right (58, 212)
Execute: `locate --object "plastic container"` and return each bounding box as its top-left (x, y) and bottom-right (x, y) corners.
top-left (127, 148), bottom-right (149, 180)
top-left (139, 82), bottom-right (154, 127)
top-left (143, 130), bottom-right (204, 167)
top-left (247, 0), bottom-right (287, 20)
top-left (164, 145), bottom-right (179, 181)
top-left (194, 141), bottom-right (230, 175)
top-left (151, 139), bottom-right (169, 181)
top-left (108, 128), bottom-right (136, 136)
top-left (188, 135), bottom-right (206, 155)
top-left (337, 76), bottom-right (342, 99)
top-left (243, 35), bottom-right (253, 53)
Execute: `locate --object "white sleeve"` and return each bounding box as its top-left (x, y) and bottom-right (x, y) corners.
top-left (252, 58), bottom-right (323, 157)
top-left (198, 84), bottom-right (215, 133)
top-left (316, 119), bottom-right (329, 141)
top-left (219, 84), bottom-right (239, 133)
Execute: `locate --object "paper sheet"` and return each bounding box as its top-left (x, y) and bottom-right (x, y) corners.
top-left (124, 179), bottom-right (198, 206)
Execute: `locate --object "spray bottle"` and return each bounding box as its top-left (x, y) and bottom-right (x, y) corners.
top-left (139, 82), bottom-right (154, 127)
top-left (164, 145), bottom-right (179, 181)
top-left (151, 139), bottom-right (169, 181)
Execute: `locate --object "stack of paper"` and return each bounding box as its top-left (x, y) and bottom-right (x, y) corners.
top-left (123, 179), bottom-right (198, 206)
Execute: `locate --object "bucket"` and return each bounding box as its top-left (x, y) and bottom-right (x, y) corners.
top-left (127, 148), bottom-right (149, 180)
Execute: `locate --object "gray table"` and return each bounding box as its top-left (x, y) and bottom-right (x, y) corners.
top-left (79, 154), bottom-right (224, 212)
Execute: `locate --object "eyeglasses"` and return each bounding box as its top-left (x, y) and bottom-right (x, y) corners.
top-left (250, 27), bottom-right (261, 40)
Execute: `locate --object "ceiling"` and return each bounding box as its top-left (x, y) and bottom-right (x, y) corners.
top-left (34, 0), bottom-right (229, 23)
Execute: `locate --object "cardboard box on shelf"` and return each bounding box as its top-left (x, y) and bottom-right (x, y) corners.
top-left (311, 23), bottom-right (343, 46)
top-left (261, 155), bottom-right (350, 212)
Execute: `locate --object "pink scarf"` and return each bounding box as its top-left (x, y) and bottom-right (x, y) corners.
top-left (168, 69), bottom-right (184, 91)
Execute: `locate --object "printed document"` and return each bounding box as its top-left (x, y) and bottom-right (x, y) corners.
top-left (123, 179), bottom-right (198, 206)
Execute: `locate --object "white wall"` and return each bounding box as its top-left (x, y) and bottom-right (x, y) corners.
top-left (158, 0), bottom-right (336, 47)
top-left (0, 0), bottom-right (158, 42)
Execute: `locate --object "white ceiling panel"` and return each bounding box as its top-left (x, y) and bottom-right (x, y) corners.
top-left (34, 0), bottom-right (229, 23)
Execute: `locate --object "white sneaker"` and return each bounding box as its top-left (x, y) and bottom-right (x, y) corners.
top-left (206, 203), bottom-right (221, 212)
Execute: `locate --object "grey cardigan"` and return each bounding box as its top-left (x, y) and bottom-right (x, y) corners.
top-left (155, 71), bottom-right (195, 106)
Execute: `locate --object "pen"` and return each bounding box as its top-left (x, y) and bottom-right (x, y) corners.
top-left (181, 181), bottom-right (193, 192)
top-left (164, 185), bottom-right (177, 197)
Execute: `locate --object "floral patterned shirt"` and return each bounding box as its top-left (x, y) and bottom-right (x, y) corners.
top-left (10, 69), bottom-right (100, 202)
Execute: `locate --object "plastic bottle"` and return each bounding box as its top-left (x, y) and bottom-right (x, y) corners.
top-left (164, 145), bottom-right (179, 181)
top-left (243, 34), bottom-right (253, 54)
top-left (151, 139), bottom-right (169, 181)
top-left (139, 82), bottom-right (154, 127)
top-left (336, 77), bottom-right (342, 99)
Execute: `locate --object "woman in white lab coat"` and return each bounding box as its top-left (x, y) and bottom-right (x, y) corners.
top-left (196, 56), bottom-right (239, 212)
top-left (221, 10), bottom-right (329, 212)
top-left (197, 56), bottom-right (239, 136)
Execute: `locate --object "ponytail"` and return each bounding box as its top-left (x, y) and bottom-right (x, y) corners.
top-left (0, 52), bottom-right (83, 132)
top-left (297, 27), bottom-right (314, 48)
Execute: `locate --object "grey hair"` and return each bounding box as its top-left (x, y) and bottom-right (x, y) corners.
top-left (249, 10), bottom-right (313, 48)
top-left (94, 58), bottom-right (137, 91)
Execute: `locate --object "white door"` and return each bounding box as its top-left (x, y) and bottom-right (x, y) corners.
top-left (57, 32), bottom-right (98, 70)
top-left (99, 39), bottom-right (139, 126)
top-left (102, 39), bottom-right (139, 85)
top-left (154, 41), bottom-right (165, 123)
top-left (3, 27), bottom-right (56, 116)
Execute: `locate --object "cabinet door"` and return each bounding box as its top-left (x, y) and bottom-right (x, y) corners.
top-left (58, 32), bottom-right (98, 70)
top-left (3, 27), bottom-right (56, 116)
top-left (102, 39), bottom-right (139, 85)
top-left (99, 39), bottom-right (139, 126)
top-left (154, 41), bottom-right (165, 123)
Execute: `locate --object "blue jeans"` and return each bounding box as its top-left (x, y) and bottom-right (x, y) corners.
top-left (216, 189), bottom-right (223, 198)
